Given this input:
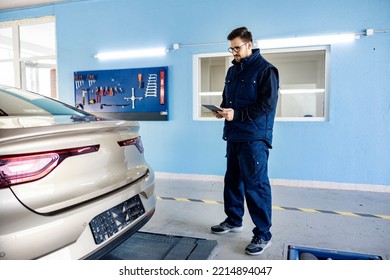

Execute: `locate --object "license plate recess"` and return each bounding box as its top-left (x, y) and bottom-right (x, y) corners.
top-left (89, 195), bottom-right (145, 244)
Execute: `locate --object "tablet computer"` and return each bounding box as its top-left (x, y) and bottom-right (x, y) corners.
top-left (202, 104), bottom-right (222, 112)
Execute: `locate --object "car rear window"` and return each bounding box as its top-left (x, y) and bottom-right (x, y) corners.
top-left (0, 89), bottom-right (86, 117)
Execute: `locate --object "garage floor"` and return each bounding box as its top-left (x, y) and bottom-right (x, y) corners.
top-left (137, 177), bottom-right (390, 260)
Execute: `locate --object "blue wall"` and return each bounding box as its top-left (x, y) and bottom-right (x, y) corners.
top-left (1, 0), bottom-right (389, 186)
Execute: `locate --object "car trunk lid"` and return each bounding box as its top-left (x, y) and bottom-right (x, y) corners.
top-left (0, 119), bottom-right (149, 214)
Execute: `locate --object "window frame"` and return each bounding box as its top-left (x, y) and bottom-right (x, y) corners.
top-left (193, 51), bottom-right (231, 121)
top-left (0, 16), bottom-right (57, 98)
top-left (193, 46), bottom-right (330, 122)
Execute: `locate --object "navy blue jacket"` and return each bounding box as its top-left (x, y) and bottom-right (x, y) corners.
top-left (221, 48), bottom-right (279, 147)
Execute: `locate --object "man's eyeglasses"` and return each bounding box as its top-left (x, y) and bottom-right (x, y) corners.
top-left (228, 43), bottom-right (247, 53)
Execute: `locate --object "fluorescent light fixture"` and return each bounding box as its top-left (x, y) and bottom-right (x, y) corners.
top-left (95, 47), bottom-right (168, 60)
top-left (258, 33), bottom-right (359, 49)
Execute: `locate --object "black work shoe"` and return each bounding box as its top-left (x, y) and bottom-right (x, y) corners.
top-left (245, 236), bottom-right (272, 255)
top-left (211, 221), bottom-right (243, 234)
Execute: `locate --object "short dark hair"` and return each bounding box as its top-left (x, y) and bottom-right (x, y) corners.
top-left (227, 26), bottom-right (253, 43)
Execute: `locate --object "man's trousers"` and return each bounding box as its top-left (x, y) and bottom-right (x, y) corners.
top-left (223, 140), bottom-right (272, 241)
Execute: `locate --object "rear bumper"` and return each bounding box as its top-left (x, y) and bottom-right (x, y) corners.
top-left (0, 170), bottom-right (156, 260)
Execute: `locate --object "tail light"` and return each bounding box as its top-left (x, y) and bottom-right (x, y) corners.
top-left (0, 145), bottom-right (99, 188)
top-left (117, 136), bottom-right (144, 153)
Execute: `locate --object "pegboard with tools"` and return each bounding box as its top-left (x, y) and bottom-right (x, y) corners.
top-left (74, 66), bottom-right (168, 121)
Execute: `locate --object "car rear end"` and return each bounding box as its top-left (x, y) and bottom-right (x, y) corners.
top-left (0, 87), bottom-right (156, 259)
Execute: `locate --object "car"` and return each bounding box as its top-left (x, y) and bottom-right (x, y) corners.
top-left (0, 85), bottom-right (156, 260)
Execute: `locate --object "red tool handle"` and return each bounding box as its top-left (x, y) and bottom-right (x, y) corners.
top-left (138, 73), bottom-right (143, 88)
top-left (160, 70), bottom-right (165, 105)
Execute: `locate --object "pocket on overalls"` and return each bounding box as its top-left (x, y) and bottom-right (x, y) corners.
top-left (236, 79), bottom-right (257, 105)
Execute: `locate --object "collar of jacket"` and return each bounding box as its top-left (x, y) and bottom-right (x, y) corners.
top-left (232, 48), bottom-right (260, 68)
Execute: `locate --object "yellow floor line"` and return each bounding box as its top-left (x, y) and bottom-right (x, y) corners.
top-left (157, 196), bottom-right (389, 220)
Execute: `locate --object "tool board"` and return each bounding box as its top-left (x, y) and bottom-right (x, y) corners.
top-left (74, 66), bottom-right (168, 121)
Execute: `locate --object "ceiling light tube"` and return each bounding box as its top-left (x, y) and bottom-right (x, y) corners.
top-left (95, 47), bottom-right (168, 60)
top-left (258, 33), bottom-right (359, 49)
